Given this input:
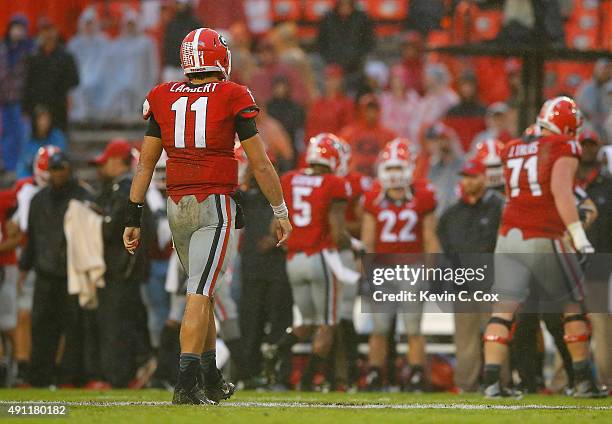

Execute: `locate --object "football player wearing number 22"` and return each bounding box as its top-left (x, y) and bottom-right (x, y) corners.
top-left (122, 28), bottom-right (292, 405)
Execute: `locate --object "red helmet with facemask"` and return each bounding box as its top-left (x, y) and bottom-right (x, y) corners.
top-left (180, 28), bottom-right (231, 79)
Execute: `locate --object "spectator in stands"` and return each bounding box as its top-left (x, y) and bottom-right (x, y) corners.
top-left (304, 65), bottom-right (354, 142)
top-left (91, 139), bottom-right (154, 387)
top-left (0, 15), bottom-right (33, 172)
top-left (404, 0), bottom-right (445, 35)
top-left (470, 102), bottom-right (513, 151)
top-left (398, 31), bottom-right (424, 95)
top-left (272, 22), bottom-right (317, 101)
top-left (103, 10), bottom-right (159, 122)
top-left (409, 63), bottom-right (458, 145)
top-left (576, 59), bottom-right (611, 138)
top-left (317, 0), bottom-right (375, 90)
top-left (249, 38), bottom-right (309, 106)
top-left (424, 123), bottom-right (463, 215)
top-left (19, 151), bottom-right (92, 387)
top-left (576, 129), bottom-right (612, 389)
top-left (16, 105), bottom-right (66, 179)
top-left (161, 0), bottom-right (202, 82)
top-left (356, 61), bottom-right (389, 99)
top-left (228, 23), bottom-right (257, 85)
top-left (444, 71), bottom-right (487, 152)
top-left (437, 159), bottom-right (504, 392)
top-left (380, 65), bottom-right (420, 140)
top-left (266, 76), bottom-right (304, 166)
top-left (23, 20), bottom-right (79, 132)
top-left (255, 107), bottom-right (294, 173)
top-left (67, 8), bottom-right (110, 122)
top-left (339, 94), bottom-right (396, 177)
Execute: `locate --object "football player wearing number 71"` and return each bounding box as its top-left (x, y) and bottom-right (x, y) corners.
top-left (483, 96), bottom-right (606, 398)
top-left (122, 28), bottom-right (292, 405)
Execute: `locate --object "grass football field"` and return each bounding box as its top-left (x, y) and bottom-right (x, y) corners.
top-left (0, 389), bottom-right (610, 423)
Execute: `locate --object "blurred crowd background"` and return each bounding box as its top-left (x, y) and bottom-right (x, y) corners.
top-left (0, 0), bottom-right (611, 393)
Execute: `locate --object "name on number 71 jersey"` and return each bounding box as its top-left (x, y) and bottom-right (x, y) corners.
top-left (281, 169), bottom-right (348, 258)
top-left (500, 134), bottom-right (582, 239)
top-left (143, 80), bottom-right (258, 202)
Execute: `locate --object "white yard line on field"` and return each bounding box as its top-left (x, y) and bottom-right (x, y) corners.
top-left (0, 400), bottom-right (610, 410)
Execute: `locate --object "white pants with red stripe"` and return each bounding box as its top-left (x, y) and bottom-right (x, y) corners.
top-left (167, 194), bottom-right (237, 297)
top-left (287, 250), bottom-right (339, 326)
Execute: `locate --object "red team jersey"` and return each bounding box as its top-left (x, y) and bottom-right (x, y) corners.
top-left (144, 80), bottom-right (258, 202)
top-left (0, 189), bottom-right (17, 265)
top-left (500, 134), bottom-right (582, 239)
top-left (282, 169), bottom-right (348, 257)
top-left (344, 171), bottom-right (372, 227)
top-left (363, 180), bottom-right (437, 253)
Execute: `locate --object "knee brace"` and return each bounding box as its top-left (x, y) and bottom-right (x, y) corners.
top-left (563, 314), bottom-right (591, 343)
top-left (483, 317), bottom-right (514, 345)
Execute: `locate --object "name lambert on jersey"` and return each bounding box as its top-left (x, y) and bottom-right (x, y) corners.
top-left (169, 82), bottom-right (220, 93)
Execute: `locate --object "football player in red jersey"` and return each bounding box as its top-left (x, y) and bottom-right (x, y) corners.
top-left (277, 133), bottom-right (349, 390)
top-left (361, 138), bottom-right (440, 391)
top-left (483, 96), bottom-right (606, 398)
top-left (122, 28), bottom-right (292, 405)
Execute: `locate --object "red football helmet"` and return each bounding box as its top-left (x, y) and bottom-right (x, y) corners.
top-left (180, 28), bottom-right (231, 79)
top-left (377, 138), bottom-right (415, 190)
top-left (34, 145), bottom-right (62, 187)
top-left (473, 138), bottom-right (504, 189)
top-left (536, 96), bottom-right (583, 136)
top-left (306, 133), bottom-right (342, 173)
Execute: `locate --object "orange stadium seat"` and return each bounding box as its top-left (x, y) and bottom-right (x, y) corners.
top-left (543, 61), bottom-right (594, 99)
top-left (271, 0), bottom-right (302, 23)
top-left (603, 0), bottom-right (612, 50)
top-left (452, 0), bottom-right (502, 43)
top-left (1, 0), bottom-right (89, 39)
top-left (564, 0), bottom-right (600, 49)
top-left (363, 0), bottom-right (409, 36)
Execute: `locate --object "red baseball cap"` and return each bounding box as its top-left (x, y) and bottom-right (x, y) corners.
top-left (460, 159), bottom-right (487, 176)
top-left (91, 139), bottom-right (132, 165)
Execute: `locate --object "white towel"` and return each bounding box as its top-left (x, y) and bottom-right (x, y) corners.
top-left (64, 200), bottom-right (106, 309)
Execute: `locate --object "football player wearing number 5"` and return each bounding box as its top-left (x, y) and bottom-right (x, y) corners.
top-left (278, 133), bottom-right (349, 390)
top-left (361, 138), bottom-right (440, 391)
top-left (483, 96), bottom-right (606, 398)
top-left (122, 28), bottom-right (292, 405)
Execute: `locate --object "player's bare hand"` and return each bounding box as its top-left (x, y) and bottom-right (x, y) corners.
top-left (275, 217), bottom-right (292, 247)
top-left (123, 227), bottom-right (141, 254)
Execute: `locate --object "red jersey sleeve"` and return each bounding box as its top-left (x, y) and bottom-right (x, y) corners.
top-left (550, 135), bottom-right (582, 160)
top-left (413, 179), bottom-right (437, 214)
top-left (230, 83), bottom-right (259, 119)
top-left (327, 175), bottom-right (348, 202)
top-left (143, 84), bottom-right (164, 120)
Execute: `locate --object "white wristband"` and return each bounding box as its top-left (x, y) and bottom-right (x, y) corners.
top-left (271, 201), bottom-right (289, 219)
top-left (567, 221), bottom-right (590, 250)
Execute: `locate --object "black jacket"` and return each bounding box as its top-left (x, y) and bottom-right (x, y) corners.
top-left (23, 45), bottom-right (79, 130)
top-left (162, 10), bottom-right (202, 67)
top-left (96, 174), bottom-right (153, 283)
top-left (317, 8), bottom-right (374, 72)
top-left (437, 189), bottom-right (504, 254)
top-left (583, 169), bottom-right (612, 253)
top-left (239, 181), bottom-right (286, 282)
top-left (19, 178), bottom-right (91, 279)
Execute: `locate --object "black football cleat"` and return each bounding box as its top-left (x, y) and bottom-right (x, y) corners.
top-left (204, 369), bottom-right (236, 403)
top-left (172, 385), bottom-right (218, 405)
top-left (573, 379), bottom-right (608, 398)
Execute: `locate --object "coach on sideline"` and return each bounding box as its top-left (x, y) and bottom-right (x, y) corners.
top-left (437, 159), bottom-right (504, 392)
top-left (92, 139), bottom-right (154, 387)
top-left (19, 151), bottom-right (92, 387)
